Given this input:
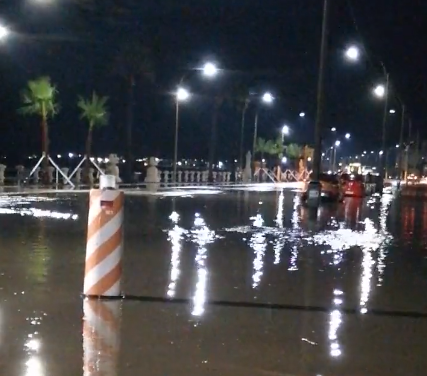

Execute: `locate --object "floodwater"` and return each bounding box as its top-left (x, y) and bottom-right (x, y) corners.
top-left (0, 188), bottom-right (427, 375)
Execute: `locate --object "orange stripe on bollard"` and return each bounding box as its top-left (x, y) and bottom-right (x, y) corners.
top-left (84, 189), bottom-right (124, 298)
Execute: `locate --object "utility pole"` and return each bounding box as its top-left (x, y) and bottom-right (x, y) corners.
top-left (398, 104), bottom-right (405, 179)
top-left (307, 0), bottom-right (329, 207)
top-left (377, 72), bottom-right (389, 192)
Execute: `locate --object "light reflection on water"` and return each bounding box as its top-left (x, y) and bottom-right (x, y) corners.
top-left (0, 195), bottom-right (78, 220)
top-left (24, 314), bottom-right (44, 376)
top-left (166, 212), bottom-right (187, 298)
top-left (289, 195), bottom-right (301, 271)
top-left (190, 213), bottom-right (216, 317)
top-left (329, 289), bottom-right (344, 358)
top-left (249, 214), bottom-right (267, 289)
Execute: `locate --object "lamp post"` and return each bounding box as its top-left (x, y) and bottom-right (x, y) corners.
top-left (251, 92), bottom-right (274, 170)
top-left (373, 73), bottom-right (390, 188)
top-left (239, 98), bottom-right (250, 171)
top-left (281, 125), bottom-right (290, 142)
top-left (308, 0), bottom-right (329, 207)
top-left (332, 140), bottom-right (341, 171)
top-left (176, 61), bottom-right (219, 182)
top-left (173, 88), bottom-right (190, 183)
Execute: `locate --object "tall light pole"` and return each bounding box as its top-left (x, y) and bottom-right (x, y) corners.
top-left (173, 88), bottom-right (190, 183)
top-left (177, 61), bottom-right (219, 181)
top-left (239, 98), bottom-right (250, 171)
top-left (332, 140), bottom-right (341, 171)
top-left (373, 72), bottom-right (390, 186)
top-left (252, 92), bottom-right (274, 170)
top-left (281, 125), bottom-right (290, 142)
top-left (308, 0), bottom-right (329, 207)
top-left (397, 102), bottom-right (405, 179)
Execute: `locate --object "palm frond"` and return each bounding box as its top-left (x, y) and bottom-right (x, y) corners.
top-left (78, 91), bottom-right (109, 129)
top-left (18, 76), bottom-right (59, 119)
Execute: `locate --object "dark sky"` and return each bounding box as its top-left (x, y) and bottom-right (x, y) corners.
top-left (0, 0), bottom-right (426, 162)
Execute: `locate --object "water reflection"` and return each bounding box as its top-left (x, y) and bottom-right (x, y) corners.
top-left (83, 300), bottom-right (121, 376)
top-left (289, 195), bottom-right (301, 271)
top-left (167, 212), bottom-right (187, 298)
top-left (250, 213), bottom-right (267, 288)
top-left (190, 213), bottom-right (216, 317)
top-left (24, 313), bottom-right (44, 376)
top-left (329, 289), bottom-right (344, 358)
top-left (273, 191), bottom-right (286, 265)
top-left (0, 196), bottom-right (78, 220)
top-left (377, 195), bottom-right (393, 285)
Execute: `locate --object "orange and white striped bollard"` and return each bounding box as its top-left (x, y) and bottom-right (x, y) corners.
top-left (83, 300), bottom-right (121, 376)
top-left (84, 175), bottom-right (124, 298)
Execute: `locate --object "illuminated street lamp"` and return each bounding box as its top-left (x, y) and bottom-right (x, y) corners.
top-left (332, 140), bottom-right (341, 171)
top-left (373, 84), bottom-right (386, 98)
top-left (176, 87), bottom-right (190, 101)
top-left (202, 62), bottom-right (218, 77)
top-left (0, 24), bottom-right (9, 40)
top-left (299, 112), bottom-right (305, 118)
top-left (262, 92), bottom-right (274, 103)
top-left (331, 127), bottom-right (336, 132)
top-left (252, 92), bottom-right (274, 168)
top-left (389, 109), bottom-right (396, 114)
top-left (345, 46), bottom-right (359, 61)
top-left (173, 87), bottom-right (191, 183)
top-left (282, 125), bottom-right (290, 137)
top-left (345, 133), bottom-right (351, 139)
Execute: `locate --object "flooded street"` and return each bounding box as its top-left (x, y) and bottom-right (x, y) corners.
top-left (1, 188), bottom-right (427, 375)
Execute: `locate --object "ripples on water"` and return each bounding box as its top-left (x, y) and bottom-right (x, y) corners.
top-left (163, 191), bottom-right (399, 358)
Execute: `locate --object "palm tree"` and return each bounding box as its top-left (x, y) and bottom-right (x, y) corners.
top-left (77, 92), bottom-right (109, 180)
top-left (255, 137), bottom-right (274, 160)
top-left (19, 76), bottom-right (59, 171)
top-left (284, 143), bottom-right (303, 169)
top-left (111, 42), bottom-right (155, 181)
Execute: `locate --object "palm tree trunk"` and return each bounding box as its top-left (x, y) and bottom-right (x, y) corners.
top-left (41, 104), bottom-right (49, 183)
top-left (239, 105), bottom-right (247, 171)
top-left (85, 125), bottom-right (93, 183)
top-left (125, 74), bottom-right (135, 183)
top-left (208, 107), bottom-right (219, 183)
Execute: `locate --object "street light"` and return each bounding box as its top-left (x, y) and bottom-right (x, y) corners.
top-left (282, 125), bottom-right (290, 136)
top-left (345, 133), bottom-right (351, 139)
top-left (373, 84), bottom-right (386, 98)
top-left (262, 92), bottom-right (274, 103)
top-left (176, 87), bottom-right (190, 101)
top-left (173, 87), bottom-right (191, 183)
top-left (345, 46), bottom-right (359, 61)
top-left (331, 127), bottom-right (337, 132)
top-left (252, 92), bottom-right (274, 169)
top-left (0, 24), bottom-right (9, 40)
top-left (299, 112), bottom-right (305, 118)
top-left (331, 140), bottom-right (341, 172)
top-left (389, 109), bottom-right (396, 114)
top-left (202, 62), bottom-right (218, 78)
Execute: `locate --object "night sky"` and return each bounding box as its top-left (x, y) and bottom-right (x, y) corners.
top-left (0, 0), bottom-right (426, 162)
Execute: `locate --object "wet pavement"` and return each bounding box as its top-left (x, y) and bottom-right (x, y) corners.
top-left (1, 188), bottom-right (427, 375)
